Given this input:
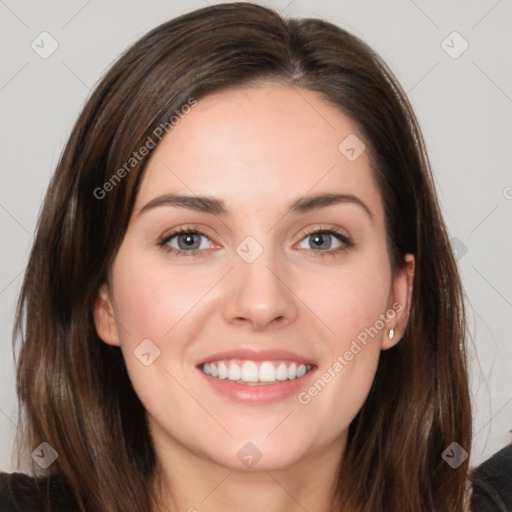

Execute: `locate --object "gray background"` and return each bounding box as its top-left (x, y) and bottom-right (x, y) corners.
top-left (1, 0), bottom-right (511, 472)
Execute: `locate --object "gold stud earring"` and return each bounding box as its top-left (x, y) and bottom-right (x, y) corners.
top-left (388, 328), bottom-right (395, 340)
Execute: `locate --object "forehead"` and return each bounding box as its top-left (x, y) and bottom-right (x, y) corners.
top-left (135, 84), bottom-right (383, 223)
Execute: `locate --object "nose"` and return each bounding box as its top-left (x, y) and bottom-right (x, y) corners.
top-left (222, 245), bottom-right (298, 332)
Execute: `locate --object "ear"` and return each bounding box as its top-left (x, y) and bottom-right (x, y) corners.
top-left (381, 253), bottom-right (415, 350)
top-left (93, 283), bottom-right (120, 346)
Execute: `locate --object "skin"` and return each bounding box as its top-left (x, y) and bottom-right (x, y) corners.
top-left (94, 83), bottom-right (415, 512)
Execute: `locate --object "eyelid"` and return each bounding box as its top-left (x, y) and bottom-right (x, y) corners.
top-left (298, 224), bottom-right (351, 242)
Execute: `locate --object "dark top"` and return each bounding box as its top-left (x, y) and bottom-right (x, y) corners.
top-left (0, 471), bottom-right (78, 511)
top-left (1, 444), bottom-right (511, 511)
top-left (470, 442), bottom-right (512, 511)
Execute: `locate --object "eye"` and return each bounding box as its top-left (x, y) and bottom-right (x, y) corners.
top-left (296, 228), bottom-right (353, 257)
top-left (158, 228), bottom-right (214, 257)
top-left (158, 226), bottom-right (353, 258)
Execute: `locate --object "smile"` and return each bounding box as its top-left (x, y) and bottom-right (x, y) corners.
top-left (201, 359), bottom-right (314, 385)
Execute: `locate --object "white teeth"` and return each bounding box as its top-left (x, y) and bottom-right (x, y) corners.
top-left (217, 361), bottom-right (228, 379)
top-left (259, 361), bottom-right (276, 382)
top-left (201, 360), bottom-right (313, 384)
top-left (276, 362), bottom-right (288, 380)
top-left (240, 361), bottom-right (259, 382)
top-left (227, 362), bottom-right (241, 381)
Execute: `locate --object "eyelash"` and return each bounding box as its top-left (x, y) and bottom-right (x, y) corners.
top-left (157, 227), bottom-right (354, 258)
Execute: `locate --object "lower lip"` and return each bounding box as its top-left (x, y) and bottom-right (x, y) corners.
top-left (197, 366), bottom-right (317, 404)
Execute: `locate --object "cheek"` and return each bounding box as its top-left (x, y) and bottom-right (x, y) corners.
top-left (108, 248), bottom-right (206, 415)
top-left (296, 257), bottom-right (390, 425)
top-left (108, 245), bottom-right (226, 401)
top-left (110, 246), bottom-right (216, 344)
top-left (304, 255), bottom-right (391, 347)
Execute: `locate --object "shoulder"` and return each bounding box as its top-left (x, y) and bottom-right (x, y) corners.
top-left (0, 471), bottom-right (79, 511)
top-left (470, 442), bottom-right (512, 511)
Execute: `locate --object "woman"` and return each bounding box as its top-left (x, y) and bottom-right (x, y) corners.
top-left (0, 2), bottom-right (475, 511)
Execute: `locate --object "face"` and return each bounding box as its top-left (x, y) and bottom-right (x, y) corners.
top-left (94, 84), bottom-right (414, 473)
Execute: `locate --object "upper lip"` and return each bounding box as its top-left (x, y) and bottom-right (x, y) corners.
top-left (196, 348), bottom-right (317, 367)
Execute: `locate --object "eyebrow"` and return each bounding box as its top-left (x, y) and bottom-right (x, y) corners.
top-left (137, 192), bottom-right (373, 222)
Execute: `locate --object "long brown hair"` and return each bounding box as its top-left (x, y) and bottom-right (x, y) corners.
top-left (13, 2), bottom-right (472, 511)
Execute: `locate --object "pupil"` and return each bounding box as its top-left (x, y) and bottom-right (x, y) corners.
top-left (312, 233), bottom-right (330, 249)
top-left (180, 234), bottom-right (198, 249)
